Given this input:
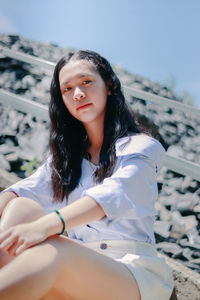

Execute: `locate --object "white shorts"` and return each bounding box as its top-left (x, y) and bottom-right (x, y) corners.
top-left (83, 240), bottom-right (174, 300)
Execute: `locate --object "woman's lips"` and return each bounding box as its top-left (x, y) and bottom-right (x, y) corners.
top-left (76, 103), bottom-right (92, 110)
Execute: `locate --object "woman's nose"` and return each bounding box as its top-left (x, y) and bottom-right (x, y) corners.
top-left (73, 86), bottom-right (85, 101)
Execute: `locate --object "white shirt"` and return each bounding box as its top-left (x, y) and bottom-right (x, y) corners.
top-left (2, 134), bottom-right (165, 245)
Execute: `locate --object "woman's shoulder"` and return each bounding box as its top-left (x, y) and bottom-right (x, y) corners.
top-left (115, 133), bottom-right (166, 168)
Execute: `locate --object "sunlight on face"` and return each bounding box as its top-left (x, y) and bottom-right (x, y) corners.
top-left (59, 60), bottom-right (108, 125)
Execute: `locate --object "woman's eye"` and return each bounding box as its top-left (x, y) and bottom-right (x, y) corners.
top-left (63, 87), bottom-right (72, 93)
top-left (83, 80), bottom-right (91, 85)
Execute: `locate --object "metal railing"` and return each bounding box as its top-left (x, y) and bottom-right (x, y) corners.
top-left (0, 46), bottom-right (200, 181)
top-left (124, 86), bottom-right (200, 117)
top-left (1, 46), bottom-right (200, 117)
top-left (0, 47), bottom-right (55, 72)
top-left (0, 89), bottom-right (49, 121)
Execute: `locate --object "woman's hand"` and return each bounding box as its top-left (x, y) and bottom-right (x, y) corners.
top-left (0, 221), bottom-right (48, 256)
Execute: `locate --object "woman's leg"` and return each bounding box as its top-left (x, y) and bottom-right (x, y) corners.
top-left (0, 197), bottom-right (70, 299)
top-left (0, 197), bottom-right (45, 269)
top-left (0, 198), bottom-right (141, 300)
top-left (0, 251), bottom-right (13, 269)
top-left (0, 236), bottom-right (141, 300)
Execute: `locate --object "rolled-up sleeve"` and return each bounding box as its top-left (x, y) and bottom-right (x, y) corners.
top-left (82, 155), bottom-right (157, 220)
top-left (1, 157), bottom-right (65, 212)
top-left (82, 135), bottom-right (165, 222)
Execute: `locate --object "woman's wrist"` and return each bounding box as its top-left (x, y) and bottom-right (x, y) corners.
top-left (34, 212), bottom-right (64, 238)
top-left (54, 210), bottom-right (65, 235)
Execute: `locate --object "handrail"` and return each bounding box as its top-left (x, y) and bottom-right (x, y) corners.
top-left (0, 89), bottom-right (49, 121)
top-left (1, 46), bottom-right (200, 117)
top-left (0, 88), bottom-right (200, 181)
top-left (0, 47), bottom-right (55, 71)
top-left (163, 154), bottom-right (200, 182)
top-left (124, 86), bottom-right (200, 117)
top-left (1, 47), bottom-right (200, 181)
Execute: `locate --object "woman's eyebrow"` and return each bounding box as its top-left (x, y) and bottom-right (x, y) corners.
top-left (61, 74), bottom-right (93, 87)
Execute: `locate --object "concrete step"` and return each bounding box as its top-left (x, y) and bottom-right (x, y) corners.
top-left (160, 253), bottom-right (200, 299)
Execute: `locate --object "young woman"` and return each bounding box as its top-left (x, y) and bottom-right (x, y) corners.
top-left (0, 50), bottom-right (174, 300)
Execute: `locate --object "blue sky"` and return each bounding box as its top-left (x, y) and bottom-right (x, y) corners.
top-left (0, 0), bottom-right (200, 106)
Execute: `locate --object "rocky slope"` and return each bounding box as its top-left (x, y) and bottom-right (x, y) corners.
top-left (0, 34), bottom-right (200, 274)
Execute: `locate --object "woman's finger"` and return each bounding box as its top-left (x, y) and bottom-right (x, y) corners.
top-left (8, 239), bottom-right (23, 256)
top-left (0, 234), bottom-right (18, 252)
top-left (7, 240), bottom-right (18, 256)
top-left (0, 230), bottom-right (11, 243)
top-left (15, 241), bottom-right (30, 256)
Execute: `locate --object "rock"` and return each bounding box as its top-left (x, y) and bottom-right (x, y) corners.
top-left (17, 135), bottom-right (36, 159)
top-left (0, 154), bottom-right (11, 171)
top-left (180, 177), bottom-right (199, 193)
top-left (182, 248), bottom-right (193, 261)
top-left (194, 204), bottom-right (200, 213)
top-left (26, 123), bottom-right (49, 162)
top-left (167, 145), bottom-right (185, 158)
top-left (170, 211), bottom-right (186, 237)
top-left (179, 239), bottom-right (200, 251)
top-left (187, 228), bottom-right (200, 247)
top-left (156, 242), bottom-right (183, 257)
top-left (181, 215), bottom-right (198, 233)
top-left (0, 144), bottom-right (18, 155)
top-left (190, 258), bottom-right (200, 265)
top-left (155, 202), bottom-right (172, 221)
top-left (154, 220), bottom-right (171, 238)
top-left (179, 260), bottom-right (200, 272)
top-left (4, 152), bottom-right (20, 163)
top-left (0, 168), bottom-right (20, 191)
top-left (175, 192), bottom-right (198, 211)
top-left (21, 75), bottom-right (36, 89)
top-left (192, 250), bottom-right (200, 259)
top-left (175, 200), bottom-right (195, 215)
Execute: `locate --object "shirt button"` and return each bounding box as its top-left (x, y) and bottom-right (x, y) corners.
top-left (100, 243), bottom-right (107, 250)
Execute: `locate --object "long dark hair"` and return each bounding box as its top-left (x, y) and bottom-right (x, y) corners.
top-left (49, 50), bottom-right (141, 202)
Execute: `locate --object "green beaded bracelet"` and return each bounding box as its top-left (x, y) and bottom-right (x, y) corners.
top-left (54, 210), bottom-right (65, 235)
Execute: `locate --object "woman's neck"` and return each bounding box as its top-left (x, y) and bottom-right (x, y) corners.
top-left (84, 121), bottom-right (104, 164)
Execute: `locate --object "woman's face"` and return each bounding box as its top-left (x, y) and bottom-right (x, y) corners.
top-left (59, 59), bottom-right (108, 125)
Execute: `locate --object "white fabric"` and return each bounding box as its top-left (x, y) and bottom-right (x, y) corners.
top-left (2, 134), bottom-right (165, 245)
top-left (81, 240), bottom-right (174, 300)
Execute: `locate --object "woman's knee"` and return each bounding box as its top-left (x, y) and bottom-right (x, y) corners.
top-left (0, 197), bottom-right (45, 231)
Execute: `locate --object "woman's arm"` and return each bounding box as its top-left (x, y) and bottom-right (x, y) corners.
top-left (0, 192), bottom-right (18, 217)
top-left (0, 196), bottom-right (105, 255)
top-left (36, 195), bottom-right (106, 237)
